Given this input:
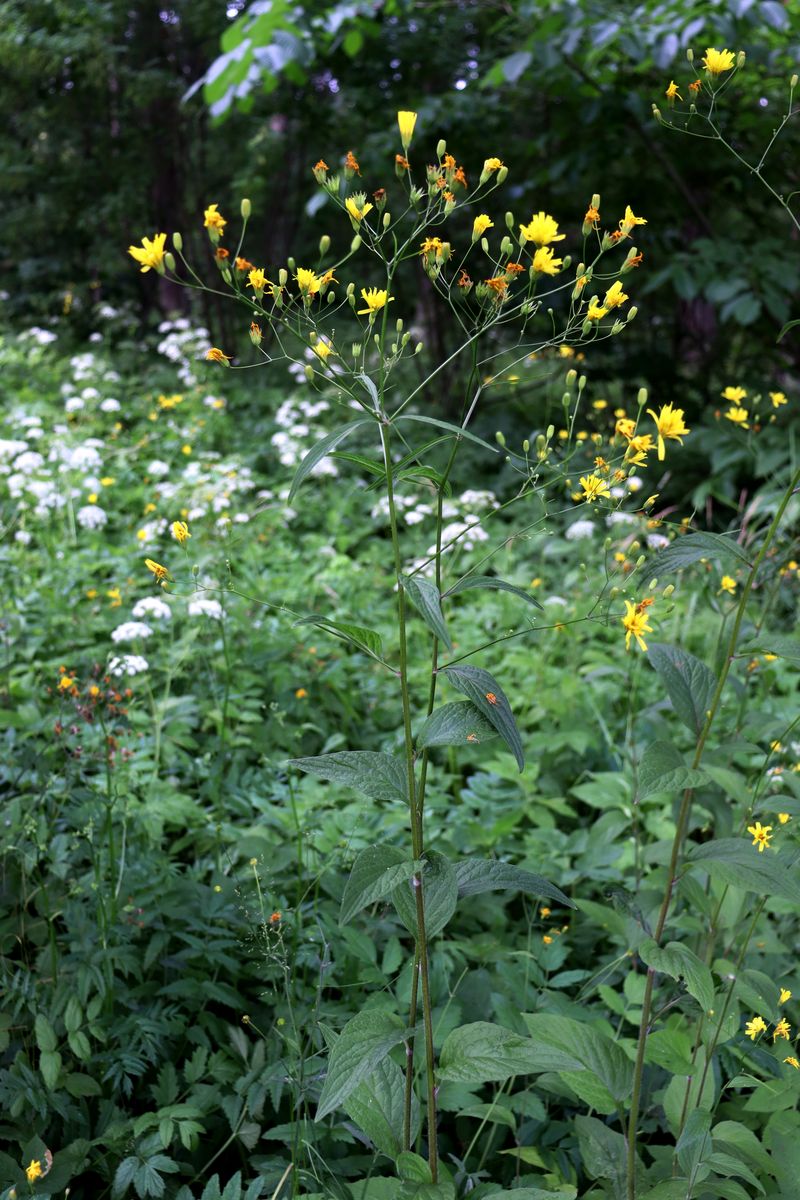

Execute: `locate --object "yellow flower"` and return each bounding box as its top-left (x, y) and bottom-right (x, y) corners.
top-left (722, 385), bottom-right (747, 402)
top-left (780, 987), bottom-right (792, 1003)
top-left (204, 203), bottom-right (227, 233)
top-left (357, 287), bottom-right (393, 316)
top-left (58, 675), bottom-right (75, 690)
top-left (665, 80), bottom-right (682, 101)
top-left (747, 821), bottom-right (772, 853)
top-left (702, 47), bottom-right (736, 75)
top-left (586, 300), bottom-right (607, 321)
top-left (774, 1018), bottom-right (792, 1041)
top-left (519, 211), bottom-right (565, 246)
top-left (248, 267), bottom-right (268, 294)
top-left (100, 477), bottom-right (115, 486)
top-left (543, 934), bottom-right (553, 945)
top-left (295, 687), bottom-right (308, 699)
top-left (647, 403), bottom-right (690, 459)
top-left (295, 268), bottom-right (323, 296)
top-left (724, 406), bottom-right (749, 427)
top-left (473, 213), bottom-right (494, 239)
top-left (616, 417), bottom-right (636, 439)
top-left (26, 1160), bottom-right (43, 1184)
top-left (206, 348), bottom-right (232, 366)
top-left (541, 906), bottom-right (551, 917)
top-left (744, 1015), bottom-right (767, 1040)
top-left (784, 1056), bottom-right (800, 1069)
top-left (397, 110), bottom-right (417, 149)
top-left (128, 232), bottom-right (167, 274)
top-left (778, 814), bottom-right (791, 826)
top-left (618, 206), bottom-right (647, 236)
top-left (604, 280), bottom-right (629, 308)
top-left (172, 520), bottom-right (190, 545)
top-left (345, 195), bottom-right (374, 222)
top-left (622, 598), bottom-right (654, 652)
top-left (145, 558), bottom-right (171, 584)
top-left (483, 157), bottom-right (504, 173)
top-left (420, 237), bottom-right (444, 256)
top-left (312, 338), bottom-right (335, 361)
top-left (769, 391), bottom-right (788, 408)
top-left (579, 474), bottom-right (611, 503)
top-left (107, 587), bottom-right (122, 607)
top-left (532, 246), bottom-right (563, 275)
top-left (719, 575), bottom-right (737, 594)
top-left (625, 433), bottom-right (654, 465)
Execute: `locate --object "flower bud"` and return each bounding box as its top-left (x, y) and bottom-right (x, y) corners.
top-left (566, 369), bottom-right (577, 386)
top-left (637, 387), bottom-right (648, 407)
top-left (278, 268), bottom-right (288, 287)
top-left (562, 392), bottom-right (572, 407)
top-left (649, 578), bottom-right (658, 590)
top-left (287, 256), bottom-right (295, 272)
top-left (547, 424), bottom-right (554, 441)
top-left (319, 234), bottom-right (330, 256)
top-left (687, 47), bottom-right (694, 62)
top-left (562, 255), bottom-right (572, 271)
top-left (663, 584), bottom-right (674, 597)
top-left (737, 50), bottom-right (745, 68)
top-left (241, 198), bottom-right (251, 219)
top-left (497, 166), bottom-right (508, 184)
top-left (409, 186), bottom-right (424, 205)
top-left (578, 375), bottom-right (586, 390)
top-left (352, 343), bottom-right (361, 357)
top-left (327, 291), bottom-right (335, 303)
top-left (792, 74), bottom-right (799, 89)
top-left (401, 331), bottom-right (410, 345)
top-left (249, 322), bottom-right (262, 346)
top-left (500, 236), bottom-right (512, 256)
top-left (630, 541), bottom-right (640, 553)
top-left (495, 430), bottom-right (506, 447)
top-left (536, 434), bottom-right (546, 452)
top-left (480, 236), bottom-right (489, 254)
top-left (627, 306), bottom-right (638, 322)
top-left (609, 586), bottom-right (620, 599)
top-left (304, 364), bottom-right (315, 382)
top-left (652, 104), bottom-right (663, 123)
top-left (172, 232), bottom-right (183, 252)
top-left (383, 212), bottom-right (391, 228)
top-left (636, 555), bottom-right (646, 568)
top-left (415, 342), bottom-right (423, 354)
top-left (523, 438), bottom-right (530, 453)
top-left (164, 252), bottom-right (176, 272)
top-left (221, 267), bottom-right (231, 284)
top-left (436, 138), bottom-right (446, 159)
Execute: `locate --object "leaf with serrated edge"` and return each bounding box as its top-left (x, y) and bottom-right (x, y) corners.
top-left (440, 664), bottom-right (524, 770)
top-left (290, 751), bottom-right (408, 803)
top-left (340, 846), bottom-right (423, 926)
top-left (688, 839), bottom-right (800, 904)
top-left (293, 615), bottom-right (385, 662)
top-left (639, 938), bottom-right (714, 1012)
top-left (649, 530), bottom-right (750, 576)
top-left (392, 850), bottom-right (458, 939)
top-left (315, 1011), bottom-right (408, 1121)
top-left (648, 643), bottom-right (717, 736)
top-left (416, 702), bottom-right (498, 749)
top-left (637, 740), bottom-right (708, 799)
top-left (438, 1021), bottom-right (581, 1083)
top-left (343, 1056), bottom-right (419, 1156)
top-left (454, 857), bottom-right (573, 908)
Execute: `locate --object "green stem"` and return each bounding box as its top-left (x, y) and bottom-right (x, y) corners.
top-left (626, 466), bottom-right (800, 1200)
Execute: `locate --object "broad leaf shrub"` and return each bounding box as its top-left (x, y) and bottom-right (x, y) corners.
top-left (1, 47), bottom-right (799, 1200)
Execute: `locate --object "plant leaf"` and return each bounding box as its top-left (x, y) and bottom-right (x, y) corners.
top-left (401, 576), bottom-right (452, 650)
top-left (416, 702), bottom-right (498, 749)
top-left (340, 846), bottom-right (423, 926)
top-left (522, 1013), bottom-right (633, 1110)
top-left (438, 1021), bottom-right (582, 1083)
top-left (740, 632), bottom-right (800, 662)
top-left (687, 839), bottom-right (800, 903)
top-left (290, 751), bottom-right (408, 804)
top-left (454, 856), bottom-right (573, 908)
top-left (392, 850), bottom-right (458, 939)
top-left (343, 1056), bottom-right (419, 1156)
top-left (315, 1011), bottom-right (408, 1121)
top-left (648, 643), bottom-right (717, 736)
top-left (648, 530), bottom-right (751, 575)
top-left (440, 664), bottom-right (524, 770)
top-left (637, 740), bottom-right (708, 799)
top-left (444, 575), bottom-right (543, 611)
top-left (638, 937), bottom-right (715, 1012)
top-left (293, 615), bottom-right (386, 663)
top-left (288, 418), bottom-right (374, 500)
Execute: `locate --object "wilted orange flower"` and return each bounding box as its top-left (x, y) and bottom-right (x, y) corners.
top-left (344, 150), bottom-right (360, 175)
top-left (206, 347), bottom-right (232, 365)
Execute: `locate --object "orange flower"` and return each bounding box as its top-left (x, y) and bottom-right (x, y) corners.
top-left (344, 150), bottom-right (360, 175)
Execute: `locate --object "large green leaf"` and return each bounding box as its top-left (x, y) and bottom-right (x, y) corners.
top-left (340, 846), bottom-right (423, 926)
top-left (676, 1108), bottom-right (713, 1179)
top-left (438, 1021), bottom-right (582, 1084)
top-left (288, 419), bottom-right (374, 500)
top-left (454, 857), bottom-right (573, 908)
top-left (443, 575), bottom-right (543, 611)
top-left (401, 576), bottom-right (452, 650)
top-left (637, 740), bottom-right (708, 798)
top-left (574, 1115), bottom-right (629, 1193)
top-left (440, 664), bottom-right (524, 770)
top-left (392, 850), bottom-right (458, 939)
top-left (315, 1011), bottom-right (408, 1121)
top-left (663, 1045), bottom-right (717, 1133)
top-left (293, 615), bottom-right (386, 663)
top-left (740, 632), bottom-right (800, 662)
top-left (688, 839), bottom-right (800, 903)
top-left (290, 752), bottom-right (408, 804)
top-left (395, 414), bottom-right (504, 458)
top-left (638, 937), bottom-right (715, 1012)
top-left (343, 1057), bottom-right (419, 1156)
top-left (415, 702), bottom-right (498, 749)
top-left (649, 530), bottom-right (751, 575)
top-left (522, 1013), bottom-right (633, 1110)
top-left (648, 643), bottom-right (717, 736)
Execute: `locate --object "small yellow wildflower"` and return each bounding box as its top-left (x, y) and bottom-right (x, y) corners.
top-left (345, 195), bottom-right (374, 222)
top-left (586, 300), bottom-right (607, 321)
top-left (483, 157), bottom-right (504, 173)
top-left (722, 385), bottom-right (747, 402)
top-left (26, 1160), bottom-right (43, 1184)
top-left (181, 444), bottom-right (192, 455)
top-left (248, 267), bottom-right (268, 294)
top-left (203, 203), bottom-right (227, 234)
top-left (295, 688), bottom-right (308, 699)
top-left (604, 280), bottom-right (629, 308)
top-left (618, 205), bottom-right (647, 236)
top-left (780, 987), bottom-right (792, 1003)
top-left (744, 1015), bottom-right (767, 1040)
top-left (622, 598), bottom-right (654, 652)
top-left (543, 935), bottom-right (554, 945)
top-left (145, 559), bottom-right (171, 584)
top-left (357, 287), bottom-right (393, 316)
top-left (420, 236), bottom-right (444, 256)
top-left (769, 391), bottom-right (788, 408)
top-left (172, 520), bottom-right (190, 545)
top-left (719, 575), bottom-right (737, 595)
top-left (784, 1056), bottom-right (800, 1069)
top-left (295, 268), bottom-right (323, 296)
top-left (519, 211), bottom-right (565, 246)
top-left (778, 814), bottom-right (791, 826)
top-left (473, 213), bottom-right (494, 239)
top-left (702, 47), bottom-right (736, 75)
top-left (128, 232), bottom-right (167, 274)
top-left (773, 1018), bottom-right (791, 1041)
top-left (665, 80), bottom-right (682, 101)
top-left (532, 246), bottom-right (563, 275)
top-left (397, 110), bottom-right (417, 149)
top-left (647, 403), bottom-right (690, 459)
top-left (747, 821), bottom-right (772, 852)
top-left (541, 907), bottom-right (551, 917)
top-left (724, 406), bottom-right (749, 427)
top-left (107, 587), bottom-right (122, 607)
top-left (579, 474), bottom-right (611, 503)
top-left (625, 433), bottom-right (654, 465)
top-left (58, 675), bottom-right (75, 691)
top-left (206, 348), bottom-right (232, 366)
top-left (313, 339), bottom-right (335, 361)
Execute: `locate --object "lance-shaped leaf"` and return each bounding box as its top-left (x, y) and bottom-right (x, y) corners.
top-left (687, 838), bottom-right (800, 903)
top-left (416, 702), bottom-right (498, 749)
top-left (289, 751), bottom-right (408, 804)
top-left (343, 1056), bottom-right (420, 1156)
top-left (401, 576), bottom-right (452, 650)
top-left (288, 418), bottom-right (374, 500)
top-left (392, 850), bottom-right (458, 939)
top-left (439, 664), bottom-right (524, 770)
top-left (648, 530), bottom-right (751, 576)
top-left (638, 937), bottom-right (715, 1012)
top-left (637, 740), bottom-right (708, 799)
top-left (444, 575), bottom-right (543, 611)
top-left (740, 632), bottom-right (800, 662)
top-left (454, 857), bottom-right (574, 908)
top-left (315, 1010), bottom-right (408, 1121)
top-left (340, 846), bottom-right (423, 926)
top-left (293, 615), bottom-right (386, 664)
top-left (648, 643), bottom-right (718, 736)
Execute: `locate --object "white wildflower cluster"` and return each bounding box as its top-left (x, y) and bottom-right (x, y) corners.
top-left (108, 654), bottom-right (149, 678)
top-left (187, 596), bottom-right (223, 619)
top-left (157, 318), bottom-right (212, 387)
top-left (271, 396), bottom-right (335, 474)
top-left (21, 327), bottom-right (58, 346)
top-left (132, 596), bottom-right (172, 621)
top-left (111, 622), bottom-right (153, 643)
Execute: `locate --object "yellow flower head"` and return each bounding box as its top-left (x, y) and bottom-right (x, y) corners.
top-left (665, 80), bottom-right (682, 101)
top-left (58, 675), bottom-right (75, 690)
top-left (784, 1056), bottom-right (800, 1069)
top-left (345, 194), bottom-right (374, 222)
top-left (604, 280), bottom-right (629, 309)
top-left (586, 300), bottom-right (607, 321)
top-left (579, 474), bottom-right (611, 503)
top-left (397, 110), bottom-right (417, 149)
top-left (295, 687), bottom-right (308, 699)
top-left (747, 821), bottom-right (772, 853)
top-left (128, 233), bottom-right (167, 274)
top-left (744, 1015), bottom-right (767, 1040)
top-left (206, 347), bottom-right (232, 366)
top-left (312, 337), bottom-right (335, 361)
top-left (295, 268), bottom-right (323, 296)
top-left (724, 406), bottom-right (749, 428)
top-left (532, 246), bottom-right (563, 275)
top-left (622, 598), bottom-right (654, 652)
top-left (647, 403), bottom-right (690, 459)
top-left (616, 417), bottom-right (636, 439)
top-left (722, 385), bottom-right (747, 402)
top-left (357, 287), bottom-right (393, 316)
top-left (172, 520), bottom-right (190, 545)
top-left (774, 1018), bottom-right (792, 1041)
top-left (473, 213), bottom-right (494, 239)
top-left (519, 211), bottom-right (565, 246)
top-left (778, 813), bottom-right (791, 826)
top-left (770, 391), bottom-right (788, 408)
top-left (780, 987), bottom-right (792, 1003)
top-left (618, 206), bottom-right (647, 236)
top-left (719, 575), bottom-right (737, 594)
top-left (204, 203), bottom-right (227, 233)
top-left (145, 558), bottom-right (171, 585)
top-left (420, 236), bottom-right (444, 256)
top-left (625, 433), bottom-right (654, 465)
top-left (248, 267), bottom-right (268, 294)
top-left (26, 1160), bottom-right (43, 1184)
top-left (702, 47), bottom-right (736, 75)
